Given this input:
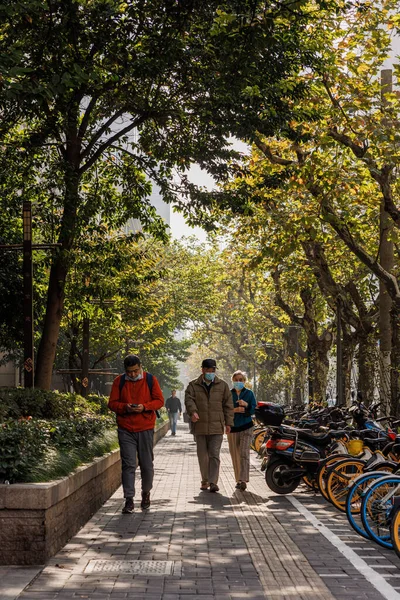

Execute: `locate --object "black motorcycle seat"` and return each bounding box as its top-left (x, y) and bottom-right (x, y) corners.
top-left (297, 430), bottom-right (332, 446)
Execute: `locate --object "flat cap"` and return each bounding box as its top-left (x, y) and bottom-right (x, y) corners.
top-left (201, 358), bottom-right (217, 369)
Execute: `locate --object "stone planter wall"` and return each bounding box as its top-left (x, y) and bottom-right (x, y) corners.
top-left (0, 419), bottom-right (169, 565)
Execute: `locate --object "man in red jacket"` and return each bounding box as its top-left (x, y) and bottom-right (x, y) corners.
top-left (108, 354), bottom-right (164, 514)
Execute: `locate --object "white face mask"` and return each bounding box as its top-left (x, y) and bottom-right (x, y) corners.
top-left (126, 370), bottom-right (143, 381)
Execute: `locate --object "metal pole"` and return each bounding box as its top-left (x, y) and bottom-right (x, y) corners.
top-left (22, 201), bottom-right (34, 388)
top-left (81, 317), bottom-right (90, 397)
top-left (336, 305), bottom-right (344, 406)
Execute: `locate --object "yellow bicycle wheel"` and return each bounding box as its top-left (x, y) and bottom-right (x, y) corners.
top-left (325, 459), bottom-right (365, 512)
top-left (317, 454), bottom-right (349, 501)
top-left (253, 430), bottom-right (267, 454)
top-left (303, 473), bottom-right (319, 491)
top-left (251, 427), bottom-right (264, 451)
top-left (390, 505), bottom-right (400, 558)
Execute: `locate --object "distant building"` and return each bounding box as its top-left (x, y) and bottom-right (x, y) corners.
top-left (124, 181), bottom-right (170, 235)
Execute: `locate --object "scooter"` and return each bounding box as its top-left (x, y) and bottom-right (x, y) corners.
top-left (256, 402), bottom-right (346, 494)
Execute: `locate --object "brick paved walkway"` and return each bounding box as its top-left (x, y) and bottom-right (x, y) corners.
top-left (9, 423), bottom-right (400, 600)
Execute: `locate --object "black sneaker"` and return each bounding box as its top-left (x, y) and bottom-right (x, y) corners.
top-left (141, 491), bottom-right (151, 510)
top-left (122, 498), bottom-right (134, 514)
top-left (209, 483), bottom-right (219, 493)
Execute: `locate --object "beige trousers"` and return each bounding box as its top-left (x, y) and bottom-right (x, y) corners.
top-left (227, 427), bottom-right (254, 482)
top-left (195, 434), bottom-right (223, 484)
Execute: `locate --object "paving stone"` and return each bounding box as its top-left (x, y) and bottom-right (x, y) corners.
top-left (5, 424), bottom-right (400, 600)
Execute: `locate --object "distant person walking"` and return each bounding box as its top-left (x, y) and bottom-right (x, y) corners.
top-left (228, 370), bottom-right (256, 491)
top-left (108, 355), bottom-right (164, 514)
top-left (165, 390), bottom-right (182, 436)
top-left (185, 358), bottom-right (234, 493)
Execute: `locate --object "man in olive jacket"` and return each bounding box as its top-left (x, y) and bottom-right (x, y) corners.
top-left (185, 358), bottom-right (234, 493)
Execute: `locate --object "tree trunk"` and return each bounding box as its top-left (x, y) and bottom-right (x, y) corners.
top-left (342, 328), bottom-right (356, 406)
top-left (390, 299), bottom-right (400, 416)
top-left (380, 69), bottom-right (394, 413)
top-left (309, 338), bottom-right (331, 403)
top-left (357, 332), bottom-right (378, 406)
top-left (35, 262), bottom-right (68, 389)
top-left (35, 159), bottom-right (80, 389)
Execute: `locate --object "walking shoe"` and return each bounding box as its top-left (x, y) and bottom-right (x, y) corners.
top-left (209, 483), bottom-right (219, 493)
top-left (239, 482), bottom-right (247, 491)
top-left (141, 491), bottom-right (151, 510)
top-left (122, 498), bottom-right (134, 514)
top-left (235, 482), bottom-right (241, 489)
top-left (200, 481), bottom-right (209, 490)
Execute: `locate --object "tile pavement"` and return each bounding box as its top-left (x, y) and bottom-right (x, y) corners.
top-left (2, 422), bottom-right (399, 600)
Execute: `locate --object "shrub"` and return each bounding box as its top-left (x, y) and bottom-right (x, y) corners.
top-left (25, 430), bottom-right (119, 483)
top-left (0, 419), bottom-right (50, 482)
top-left (0, 414), bottom-right (115, 483)
top-left (0, 387), bottom-right (110, 421)
top-left (48, 416), bottom-right (115, 450)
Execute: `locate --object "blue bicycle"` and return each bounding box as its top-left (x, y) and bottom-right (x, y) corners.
top-left (360, 474), bottom-right (400, 549)
top-left (346, 471), bottom-right (394, 540)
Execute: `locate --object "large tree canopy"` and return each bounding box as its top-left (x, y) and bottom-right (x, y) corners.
top-left (0, 0), bottom-right (343, 388)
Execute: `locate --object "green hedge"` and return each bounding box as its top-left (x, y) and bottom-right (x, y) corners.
top-left (0, 389), bottom-right (114, 482)
top-left (0, 387), bottom-right (109, 421)
top-left (0, 415), bottom-right (115, 483)
top-left (0, 388), bottom-right (168, 483)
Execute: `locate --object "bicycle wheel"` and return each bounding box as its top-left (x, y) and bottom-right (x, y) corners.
top-left (303, 473), bottom-right (319, 491)
top-left (361, 475), bottom-right (400, 549)
top-left (251, 428), bottom-right (264, 451)
top-left (254, 430), bottom-right (267, 454)
top-left (317, 454), bottom-right (351, 501)
top-left (325, 458), bottom-right (365, 512)
top-left (390, 504), bottom-right (400, 559)
top-left (346, 472), bottom-right (388, 540)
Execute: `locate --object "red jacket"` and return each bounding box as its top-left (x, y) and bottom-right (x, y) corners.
top-left (108, 372), bottom-right (164, 432)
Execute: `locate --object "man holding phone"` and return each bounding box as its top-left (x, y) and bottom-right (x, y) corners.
top-left (108, 354), bottom-right (164, 514)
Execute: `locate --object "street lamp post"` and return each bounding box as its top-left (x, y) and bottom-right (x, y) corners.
top-left (22, 202), bottom-right (34, 387)
top-left (0, 200), bottom-right (60, 388)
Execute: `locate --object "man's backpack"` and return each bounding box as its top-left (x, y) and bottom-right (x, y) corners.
top-left (119, 372), bottom-right (160, 418)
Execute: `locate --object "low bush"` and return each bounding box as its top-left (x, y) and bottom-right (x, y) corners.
top-left (0, 387), bottom-right (109, 421)
top-left (0, 414), bottom-right (115, 483)
top-left (25, 429), bottom-right (119, 483)
top-left (0, 388), bottom-right (168, 483)
top-left (48, 415), bottom-right (114, 450)
top-left (0, 419), bottom-right (50, 482)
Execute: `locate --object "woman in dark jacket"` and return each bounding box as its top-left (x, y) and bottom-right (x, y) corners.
top-left (227, 370), bottom-right (257, 491)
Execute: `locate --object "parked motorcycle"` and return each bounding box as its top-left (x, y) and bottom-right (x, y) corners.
top-left (256, 402), bottom-right (346, 494)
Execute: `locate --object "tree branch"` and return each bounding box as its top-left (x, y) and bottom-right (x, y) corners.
top-left (78, 95), bottom-right (99, 141)
top-left (320, 197), bottom-right (400, 299)
top-left (80, 108), bottom-right (126, 160)
top-left (79, 114), bottom-right (148, 174)
top-left (254, 136), bottom-right (295, 166)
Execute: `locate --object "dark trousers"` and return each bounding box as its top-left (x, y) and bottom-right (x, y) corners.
top-left (118, 428), bottom-right (154, 498)
top-left (195, 434), bottom-right (223, 484)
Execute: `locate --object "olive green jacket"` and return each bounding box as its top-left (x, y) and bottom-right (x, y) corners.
top-left (184, 375), bottom-right (234, 435)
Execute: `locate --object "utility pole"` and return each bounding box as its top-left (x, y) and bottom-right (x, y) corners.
top-left (81, 317), bottom-right (90, 397)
